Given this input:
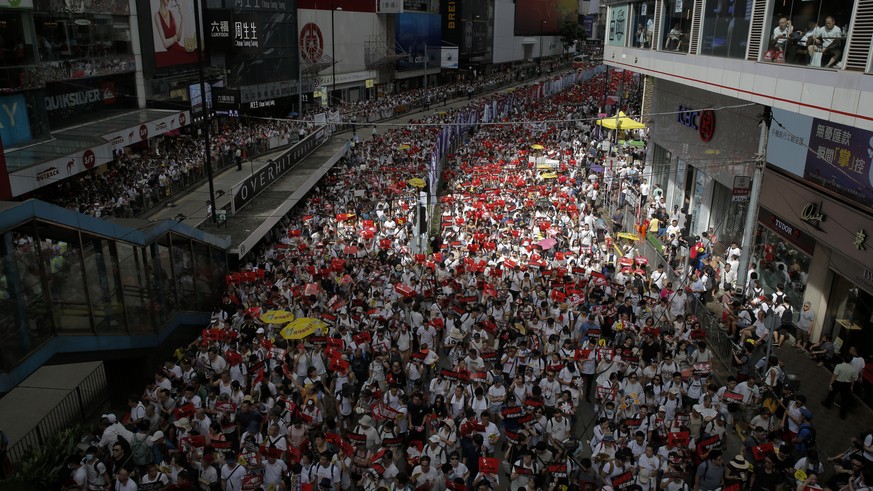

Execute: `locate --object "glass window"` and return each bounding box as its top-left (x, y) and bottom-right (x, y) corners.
top-left (35, 222), bottom-right (93, 333)
top-left (826, 276), bottom-right (872, 358)
top-left (0, 11), bottom-right (34, 67)
top-left (630, 1), bottom-right (657, 48)
top-left (82, 234), bottom-right (124, 333)
top-left (763, 0), bottom-right (852, 67)
top-left (154, 236), bottom-right (177, 324)
top-left (661, 0), bottom-right (693, 52)
top-left (751, 224), bottom-right (812, 315)
top-left (34, 14), bottom-right (129, 62)
top-left (192, 242), bottom-right (213, 312)
top-left (118, 242), bottom-right (154, 333)
top-left (171, 234), bottom-right (196, 311)
top-left (700, 0), bottom-right (753, 58)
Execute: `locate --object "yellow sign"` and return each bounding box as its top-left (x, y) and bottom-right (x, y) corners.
top-left (280, 318), bottom-right (327, 340)
top-left (365, 79), bottom-right (375, 88)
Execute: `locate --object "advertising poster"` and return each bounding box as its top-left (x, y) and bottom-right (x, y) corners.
top-left (0, 94), bottom-right (32, 147)
top-left (151, 0), bottom-right (205, 68)
top-left (803, 118), bottom-right (873, 209)
top-left (515, 0), bottom-right (576, 35)
top-left (395, 13), bottom-right (441, 71)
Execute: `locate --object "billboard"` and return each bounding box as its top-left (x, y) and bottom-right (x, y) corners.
top-left (515, 0), bottom-right (578, 35)
top-left (206, 9), bottom-right (233, 51)
top-left (150, 0), bottom-right (205, 68)
top-left (395, 13), bottom-right (441, 71)
top-left (768, 108), bottom-right (873, 210)
top-left (441, 47), bottom-right (459, 68)
top-left (377, 0), bottom-right (403, 13)
top-left (213, 87), bottom-right (241, 114)
top-left (607, 5), bottom-right (628, 46)
top-left (297, 9), bottom-right (378, 85)
top-left (441, 0), bottom-right (461, 47)
top-left (226, 9), bottom-right (298, 87)
top-left (43, 74), bottom-right (136, 130)
top-left (189, 82), bottom-right (213, 115)
top-left (0, 94), bottom-right (32, 147)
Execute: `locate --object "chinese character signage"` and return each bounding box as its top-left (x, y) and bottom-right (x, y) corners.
top-left (233, 14), bottom-right (260, 52)
top-left (768, 108), bottom-right (873, 210)
top-left (377, 0), bottom-right (403, 13)
top-left (207, 9), bottom-right (232, 51)
top-left (804, 119), bottom-right (872, 208)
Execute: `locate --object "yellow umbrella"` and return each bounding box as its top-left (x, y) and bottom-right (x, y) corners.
top-left (260, 310), bottom-right (294, 324)
top-left (280, 317), bottom-right (327, 340)
top-left (397, 144), bottom-right (411, 150)
top-left (541, 172), bottom-right (558, 179)
top-left (408, 178), bottom-right (426, 188)
top-left (536, 164), bottom-right (554, 170)
top-left (531, 144), bottom-right (545, 150)
top-left (617, 232), bottom-right (641, 241)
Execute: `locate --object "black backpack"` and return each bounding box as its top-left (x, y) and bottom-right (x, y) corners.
top-left (781, 305), bottom-right (793, 326)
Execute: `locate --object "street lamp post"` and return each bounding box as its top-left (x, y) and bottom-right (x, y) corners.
top-left (331, 5), bottom-right (343, 107)
top-left (539, 20), bottom-right (547, 64)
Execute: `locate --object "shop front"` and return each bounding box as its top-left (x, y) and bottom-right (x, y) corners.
top-left (646, 79), bottom-right (761, 247)
top-left (758, 169), bottom-right (873, 357)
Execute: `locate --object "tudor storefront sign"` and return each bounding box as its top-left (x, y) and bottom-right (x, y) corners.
top-left (757, 207), bottom-right (816, 255)
top-left (231, 126), bottom-right (328, 213)
top-left (676, 105), bottom-right (716, 142)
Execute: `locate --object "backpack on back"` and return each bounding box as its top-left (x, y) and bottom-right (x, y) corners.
top-left (131, 434), bottom-right (151, 466)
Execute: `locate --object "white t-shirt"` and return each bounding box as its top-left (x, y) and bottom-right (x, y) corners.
top-left (220, 463), bottom-right (245, 491)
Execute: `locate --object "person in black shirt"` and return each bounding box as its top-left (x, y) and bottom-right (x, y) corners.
top-left (408, 392), bottom-right (430, 443)
top-left (462, 433), bottom-right (485, 488)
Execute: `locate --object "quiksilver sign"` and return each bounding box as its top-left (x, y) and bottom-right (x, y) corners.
top-left (45, 88), bottom-right (113, 111)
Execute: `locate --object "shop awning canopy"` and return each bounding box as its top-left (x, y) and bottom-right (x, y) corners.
top-left (596, 111), bottom-right (647, 130)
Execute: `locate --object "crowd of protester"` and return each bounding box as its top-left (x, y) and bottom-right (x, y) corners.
top-left (52, 63), bottom-right (873, 491)
top-left (34, 71), bottom-right (529, 220)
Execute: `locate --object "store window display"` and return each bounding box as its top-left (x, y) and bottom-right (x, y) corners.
top-left (752, 225), bottom-right (812, 318)
top-left (826, 277), bottom-right (872, 359)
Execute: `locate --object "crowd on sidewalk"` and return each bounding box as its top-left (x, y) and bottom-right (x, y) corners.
top-left (53, 64), bottom-right (873, 491)
top-left (31, 72), bottom-right (523, 220)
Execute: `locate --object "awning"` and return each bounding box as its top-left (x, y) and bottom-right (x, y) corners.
top-left (6, 109), bottom-right (190, 197)
top-left (522, 37), bottom-right (538, 45)
top-left (595, 111), bottom-right (647, 130)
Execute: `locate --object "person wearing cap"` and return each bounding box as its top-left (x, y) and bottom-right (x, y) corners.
top-left (354, 415), bottom-right (381, 451)
top-left (97, 412), bottom-right (135, 448)
top-left (422, 434), bottom-right (448, 468)
top-left (147, 430), bottom-right (175, 466)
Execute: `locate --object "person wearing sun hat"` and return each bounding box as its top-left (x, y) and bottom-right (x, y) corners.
top-left (724, 454), bottom-right (750, 488)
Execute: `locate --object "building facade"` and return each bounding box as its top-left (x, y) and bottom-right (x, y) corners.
top-left (604, 0), bottom-right (873, 355)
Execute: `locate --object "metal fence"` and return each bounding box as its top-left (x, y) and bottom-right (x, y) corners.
top-left (636, 236), bottom-right (736, 375)
top-left (6, 363), bottom-right (108, 463)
